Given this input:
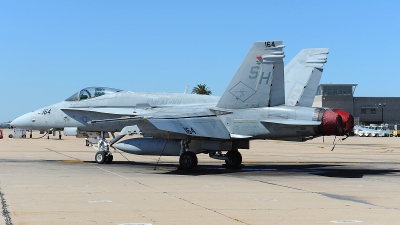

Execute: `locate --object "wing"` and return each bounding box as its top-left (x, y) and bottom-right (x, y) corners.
top-left (148, 116), bottom-right (231, 139)
top-left (66, 106), bottom-right (232, 139)
top-left (142, 108), bottom-right (231, 139)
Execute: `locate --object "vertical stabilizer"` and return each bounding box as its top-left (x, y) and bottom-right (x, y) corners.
top-left (285, 48), bottom-right (329, 107)
top-left (216, 41), bottom-right (285, 109)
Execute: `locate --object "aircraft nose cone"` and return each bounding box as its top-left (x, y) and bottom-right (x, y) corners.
top-left (11, 112), bottom-right (33, 129)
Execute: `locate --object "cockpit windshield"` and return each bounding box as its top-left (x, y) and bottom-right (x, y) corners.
top-left (65, 87), bottom-right (122, 101)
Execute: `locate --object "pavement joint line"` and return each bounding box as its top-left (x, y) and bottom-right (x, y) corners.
top-left (34, 145), bottom-right (290, 225)
top-left (0, 184), bottom-right (12, 225)
top-left (232, 175), bottom-right (400, 211)
top-left (93, 165), bottom-right (250, 225)
top-left (44, 147), bottom-right (81, 160)
top-left (22, 138), bottom-right (400, 219)
top-left (93, 166), bottom-right (154, 189)
top-left (31, 142), bottom-right (81, 161)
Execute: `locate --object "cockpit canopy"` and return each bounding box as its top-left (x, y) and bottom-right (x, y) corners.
top-left (65, 87), bottom-right (122, 101)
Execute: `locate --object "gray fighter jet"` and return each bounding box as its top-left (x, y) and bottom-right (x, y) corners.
top-left (11, 41), bottom-right (354, 169)
top-left (0, 121), bottom-right (11, 129)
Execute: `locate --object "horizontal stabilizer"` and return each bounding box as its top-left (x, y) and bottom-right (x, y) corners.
top-left (261, 119), bottom-right (321, 126)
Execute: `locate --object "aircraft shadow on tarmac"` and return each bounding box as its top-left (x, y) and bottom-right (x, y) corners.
top-left (87, 161), bottom-right (400, 179)
top-left (164, 164), bottom-right (399, 178)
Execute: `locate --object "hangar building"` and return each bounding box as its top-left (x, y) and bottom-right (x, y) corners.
top-left (312, 84), bottom-right (400, 126)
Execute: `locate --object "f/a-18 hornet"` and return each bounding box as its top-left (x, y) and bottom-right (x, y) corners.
top-left (11, 41), bottom-right (354, 169)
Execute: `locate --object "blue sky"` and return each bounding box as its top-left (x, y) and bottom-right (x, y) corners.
top-left (1, 1), bottom-right (399, 121)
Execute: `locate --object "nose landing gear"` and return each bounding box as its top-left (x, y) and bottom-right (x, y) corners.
top-left (95, 151), bottom-right (113, 164)
top-left (94, 131), bottom-right (113, 164)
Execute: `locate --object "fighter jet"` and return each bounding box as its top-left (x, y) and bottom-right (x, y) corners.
top-left (0, 121), bottom-right (11, 129)
top-left (9, 47), bottom-right (329, 137)
top-left (9, 47), bottom-right (329, 135)
top-left (11, 41), bottom-right (354, 169)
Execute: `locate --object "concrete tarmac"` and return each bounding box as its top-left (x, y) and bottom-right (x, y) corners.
top-left (0, 129), bottom-right (399, 225)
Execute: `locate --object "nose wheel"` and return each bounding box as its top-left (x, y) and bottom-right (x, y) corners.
top-left (93, 131), bottom-right (114, 164)
top-left (95, 151), bottom-right (113, 164)
top-left (95, 151), bottom-right (106, 164)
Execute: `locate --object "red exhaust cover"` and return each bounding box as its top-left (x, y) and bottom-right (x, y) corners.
top-left (321, 110), bottom-right (345, 136)
top-left (333, 109), bottom-right (355, 134)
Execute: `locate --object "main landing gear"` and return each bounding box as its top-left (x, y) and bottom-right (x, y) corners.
top-left (225, 151), bottom-right (243, 167)
top-left (179, 151), bottom-right (198, 169)
top-left (209, 150), bottom-right (243, 168)
top-left (94, 131), bottom-right (113, 164)
top-left (178, 138), bottom-right (243, 170)
top-left (178, 139), bottom-right (198, 170)
top-left (178, 150), bottom-right (243, 170)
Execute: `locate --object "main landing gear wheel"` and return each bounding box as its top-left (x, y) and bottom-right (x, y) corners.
top-left (225, 151), bottom-right (242, 167)
top-left (179, 151), bottom-right (198, 170)
top-left (95, 151), bottom-right (107, 164)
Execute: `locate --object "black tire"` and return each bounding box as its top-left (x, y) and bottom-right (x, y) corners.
top-left (179, 151), bottom-right (198, 169)
top-left (95, 151), bottom-right (107, 164)
top-left (8, 134), bottom-right (13, 138)
top-left (225, 151), bottom-right (242, 167)
top-left (22, 134), bottom-right (26, 138)
top-left (105, 154), bottom-right (113, 164)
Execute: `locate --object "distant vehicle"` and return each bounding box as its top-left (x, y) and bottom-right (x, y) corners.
top-left (9, 128), bottom-right (27, 138)
top-left (376, 126), bottom-right (392, 137)
top-left (393, 124), bottom-right (400, 137)
top-left (353, 125), bottom-right (363, 136)
top-left (356, 124), bottom-right (391, 137)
